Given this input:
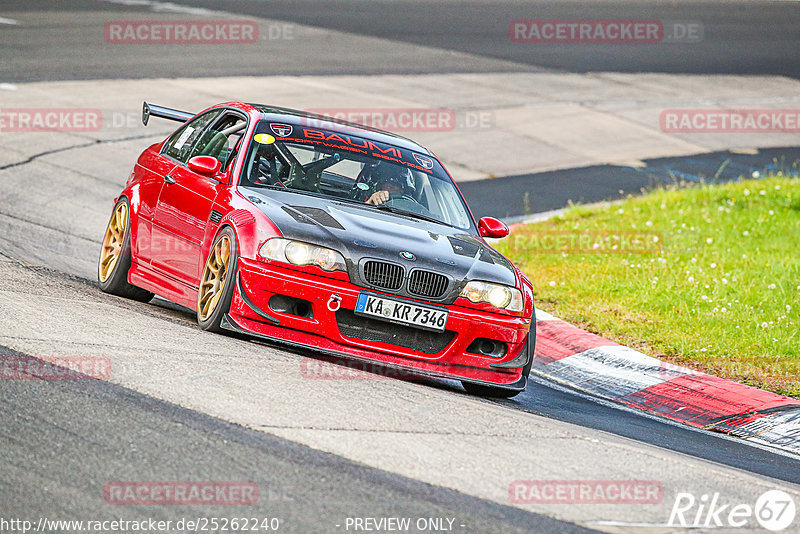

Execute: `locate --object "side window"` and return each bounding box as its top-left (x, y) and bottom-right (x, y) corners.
top-left (162, 110), bottom-right (222, 163)
top-left (190, 113), bottom-right (248, 171)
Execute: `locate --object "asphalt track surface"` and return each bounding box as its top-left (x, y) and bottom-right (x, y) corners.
top-left (0, 342), bottom-right (586, 534)
top-left (176, 0), bottom-right (800, 78)
top-left (1, 262), bottom-right (800, 531)
top-left (2, 2), bottom-right (800, 532)
top-left (2, 0), bottom-right (800, 80)
top-left (462, 146), bottom-right (800, 220)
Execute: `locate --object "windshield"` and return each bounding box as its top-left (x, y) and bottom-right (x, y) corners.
top-left (239, 120), bottom-right (474, 230)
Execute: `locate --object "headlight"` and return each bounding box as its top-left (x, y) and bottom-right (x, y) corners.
top-left (259, 238), bottom-right (346, 272)
top-left (285, 241), bottom-right (312, 265)
top-left (460, 281), bottom-right (523, 312)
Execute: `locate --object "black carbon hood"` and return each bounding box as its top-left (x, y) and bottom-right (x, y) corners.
top-left (243, 188), bottom-right (516, 302)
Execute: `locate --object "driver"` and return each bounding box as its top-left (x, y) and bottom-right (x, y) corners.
top-left (365, 163), bottom-right (416, 205)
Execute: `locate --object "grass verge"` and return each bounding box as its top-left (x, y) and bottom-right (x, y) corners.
top-left (498, 175), bottom-right (800, 397)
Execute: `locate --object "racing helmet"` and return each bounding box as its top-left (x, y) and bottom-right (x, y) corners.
top-left (372, 162), bottom-right (415, 195)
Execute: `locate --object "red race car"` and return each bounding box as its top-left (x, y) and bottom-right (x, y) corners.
top-left (99, 101), bottom-right (535, 397)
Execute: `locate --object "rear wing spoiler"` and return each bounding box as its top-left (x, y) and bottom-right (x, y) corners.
top-left (142, 101), bottom-right (194, 125)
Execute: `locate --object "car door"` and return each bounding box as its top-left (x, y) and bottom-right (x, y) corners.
top-left (151, 110), bottom-right (245, 287)
top-left (129, 145), bottom-right (177, 265)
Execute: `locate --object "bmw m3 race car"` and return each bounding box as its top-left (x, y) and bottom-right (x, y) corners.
top-left (98, 101), bottom-right (536, 397)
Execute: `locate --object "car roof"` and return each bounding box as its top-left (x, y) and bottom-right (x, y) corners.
top-left (241, 103), bottom-right (433, 156)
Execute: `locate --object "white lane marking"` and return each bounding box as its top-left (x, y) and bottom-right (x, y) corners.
top-left (534, 307), bottom-right (560, 322)
top-left (101, 0), bottom-right (151, 5)
top-left (736, 411), bottom-right (800, 453)
top-left (528, 372), bottom-right (800, 460)
top-left (542, 345), bottom-right (682, 399)
top-left (591, 521), bottom-right (700, 528)
top-left (0, 17), bottom-right (19, 25)
top-left (100, 0), bottom-right (221, 16)
top-left (507, 200), bottom-right (626, 226)
top-left (0, 83), bottom-right (17, 91)
top-left (149, 2), bottom-right (218, 15)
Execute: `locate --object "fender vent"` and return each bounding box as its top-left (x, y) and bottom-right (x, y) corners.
top-left (225, 209), bottom-right (255, 226)
top-left (209, 210), bottom-right (223, 224)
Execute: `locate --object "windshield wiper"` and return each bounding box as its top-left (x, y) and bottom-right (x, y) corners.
top-left (371, 204), bottom-right (443, 225)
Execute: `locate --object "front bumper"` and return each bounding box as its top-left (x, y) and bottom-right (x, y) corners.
top-left (226, 258), bottom-right (532, 388)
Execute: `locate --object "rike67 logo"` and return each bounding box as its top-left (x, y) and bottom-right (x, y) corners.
top-left (669, 490), bottom-right (796, 531)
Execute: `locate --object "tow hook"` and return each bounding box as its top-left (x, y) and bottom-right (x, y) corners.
top-left (327, 294), bottom-right (342, 312)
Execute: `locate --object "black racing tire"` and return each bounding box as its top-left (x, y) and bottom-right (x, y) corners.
top-left (197, 226), bottom-right (239, 334)
top-left (461, 321), bottom-right (536, 398)
top-left (97, 198), bottom-right (154, 303)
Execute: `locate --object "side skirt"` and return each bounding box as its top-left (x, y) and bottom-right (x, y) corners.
top-left (128, 261), bottom-right (197, 310)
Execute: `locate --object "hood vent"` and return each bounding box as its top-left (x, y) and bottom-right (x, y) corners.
top-left (286, 205), bottom-right (345, 230)
top-left (448, 236), bottom-right (479, 257)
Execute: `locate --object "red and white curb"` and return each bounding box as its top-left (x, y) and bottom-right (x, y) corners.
top-left (532, 308), bottom-right (800, 455)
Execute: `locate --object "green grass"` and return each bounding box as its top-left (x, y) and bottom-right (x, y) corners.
top-left (498, 175), bottom-right (800, 397)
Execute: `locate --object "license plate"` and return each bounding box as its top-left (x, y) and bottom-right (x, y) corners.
top-left (355, 293), bottom-right (448, 332)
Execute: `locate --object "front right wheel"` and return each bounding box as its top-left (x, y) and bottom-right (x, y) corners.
top-left (197, 226), bottom-right (239, 333)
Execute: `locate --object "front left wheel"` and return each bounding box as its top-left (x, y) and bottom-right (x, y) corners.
top-left (97, 198), bottom-right (154, 302)
top-left (197, 226), bottom-right (239, 333)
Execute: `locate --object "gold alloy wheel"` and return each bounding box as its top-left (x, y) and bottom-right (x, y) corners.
top-left (198, 234), bottom-right (232, 322)
top-left (98, 202), bottom-right (128, 283)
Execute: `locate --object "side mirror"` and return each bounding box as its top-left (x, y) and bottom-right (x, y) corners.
top-left (187, 155), bottom-right (221, 177)
top-left (478, 217), bottom-right (509, 239)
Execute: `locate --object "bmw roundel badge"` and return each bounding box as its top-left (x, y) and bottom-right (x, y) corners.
top-left (400, 251), bottom-right (416, 261)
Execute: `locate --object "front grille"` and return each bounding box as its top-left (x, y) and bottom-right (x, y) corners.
top-left (363, 260), bottom-right (404, 290)
top-left (408, 270), bottom-right (449, 298)
top-left (336, 309), bottom-right (455, 354)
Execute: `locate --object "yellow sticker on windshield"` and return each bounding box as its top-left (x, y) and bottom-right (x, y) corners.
top-left (254, 133), bottom-right (276, 144)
